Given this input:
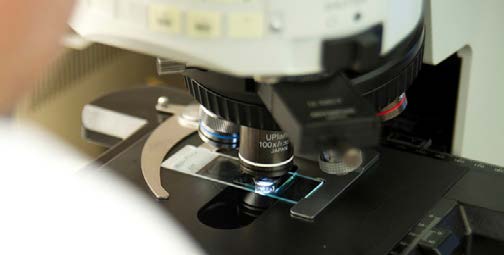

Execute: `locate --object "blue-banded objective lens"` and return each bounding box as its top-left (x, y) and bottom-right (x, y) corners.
top-left (198, 106), bottom-right (240, 149)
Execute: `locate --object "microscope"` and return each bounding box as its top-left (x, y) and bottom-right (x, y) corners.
top-left (72, 0), bottom-right (504, 254)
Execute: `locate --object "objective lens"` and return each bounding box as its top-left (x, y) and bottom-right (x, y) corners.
top-left (238, 126), bottom-right (294, 177)
top-left (198, 106), bottom-right (240, 149)
top-left (376, 93), bottom-right (408, 121)
top-left (254, 177), bottom-right (276, 194)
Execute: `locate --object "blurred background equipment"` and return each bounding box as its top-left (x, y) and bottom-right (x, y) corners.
top-left (14, 40), bottom-right (184, 158)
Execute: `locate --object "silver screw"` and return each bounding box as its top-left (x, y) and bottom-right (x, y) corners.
top-left (156, 96), bottom-right (170, 113)
top-left (269, 16), bottom-right (284, 32)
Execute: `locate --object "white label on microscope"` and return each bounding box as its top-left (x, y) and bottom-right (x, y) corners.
top-left (161, 145), bottom-right (218, 174)
top-left (265, 133), bottom-right (288, 141)
top-left (259, 140), bottom-right (289, 153)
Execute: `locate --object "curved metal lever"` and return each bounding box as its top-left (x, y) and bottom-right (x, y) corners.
top-left (141, 104), bottom-right (197, 199)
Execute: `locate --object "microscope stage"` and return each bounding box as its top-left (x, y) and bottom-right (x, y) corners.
top-left (86, 87), bottom-right (504, 255)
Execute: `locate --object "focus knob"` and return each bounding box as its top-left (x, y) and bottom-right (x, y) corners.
top-left (319, 148), bottom-right (363, 175)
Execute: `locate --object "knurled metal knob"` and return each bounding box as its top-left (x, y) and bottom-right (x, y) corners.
top-left (319, 148), bottom-right (363, 175)
top-left (198, 106), bottom-right (240, 149)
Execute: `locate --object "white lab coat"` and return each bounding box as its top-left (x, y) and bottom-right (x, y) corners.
top-left (0, 120), bottom-right (203, 255)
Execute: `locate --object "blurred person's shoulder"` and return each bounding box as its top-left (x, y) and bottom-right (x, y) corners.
top-left (0, 119), bottom-right (203, 255)
top-left (0, 118), bottom-right (87, 174)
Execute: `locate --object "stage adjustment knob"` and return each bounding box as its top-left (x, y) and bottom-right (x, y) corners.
top-left (319, 148), bottom-right (363, 175)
